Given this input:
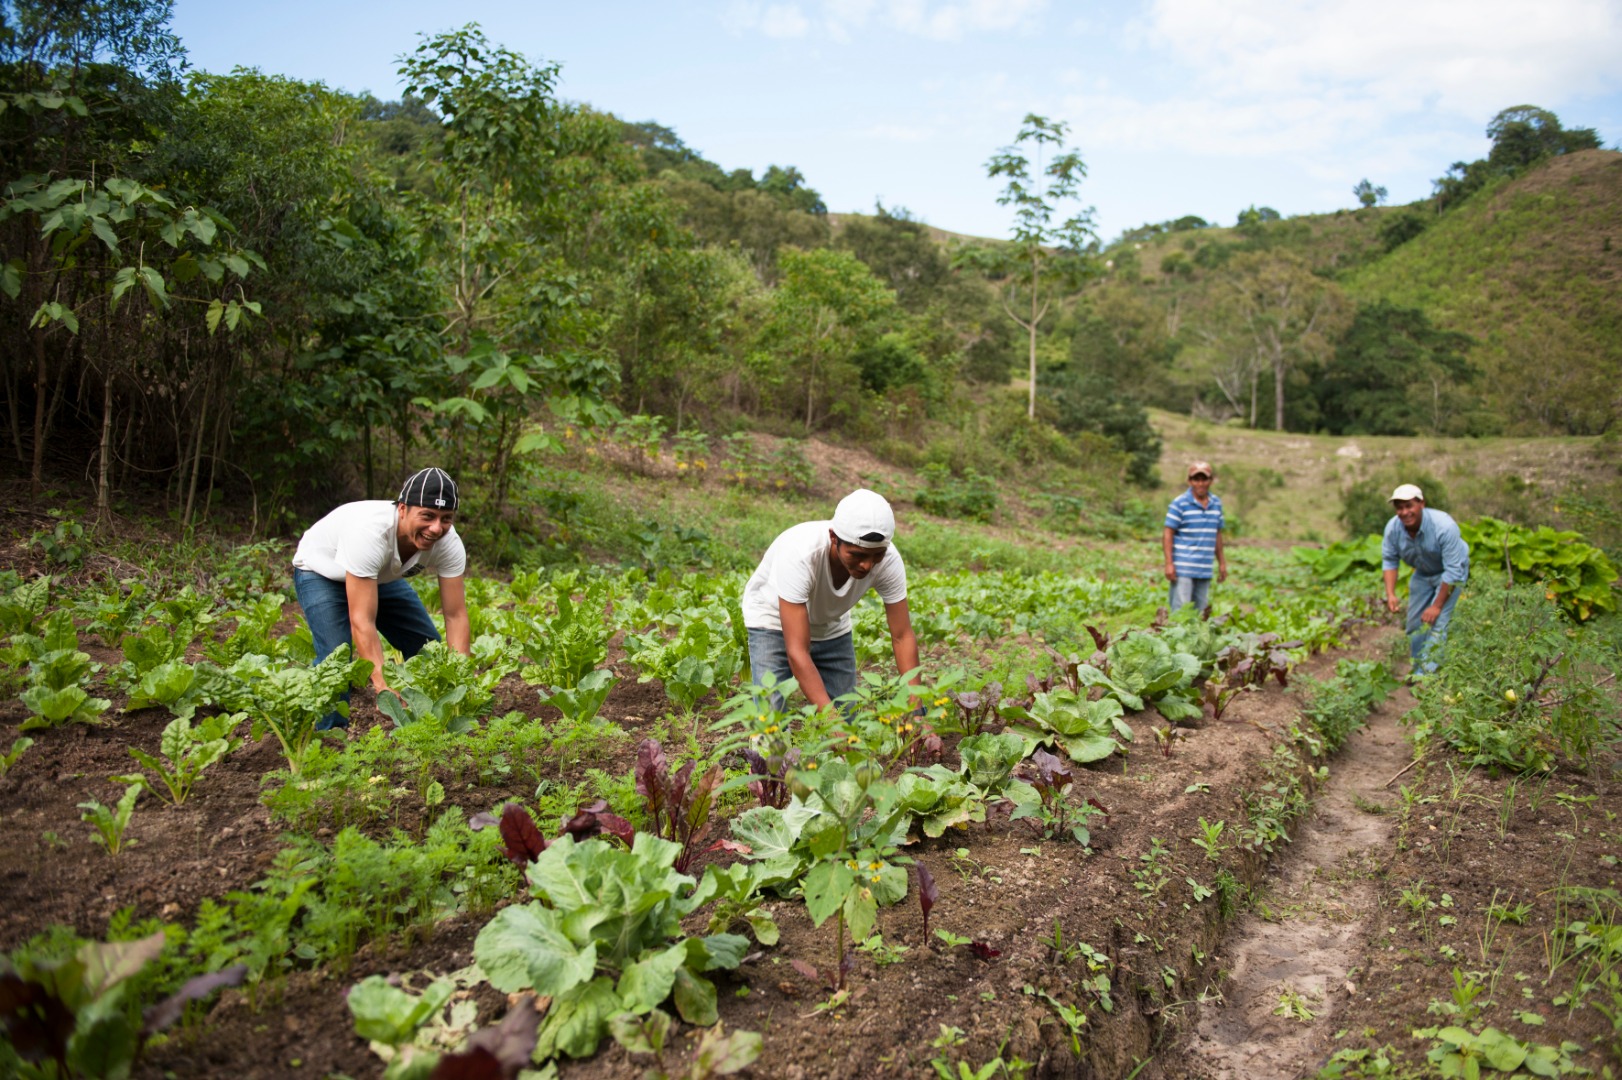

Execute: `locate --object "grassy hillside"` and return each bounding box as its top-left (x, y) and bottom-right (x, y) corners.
top-left (1344, 149), bottom-right (1622, 434)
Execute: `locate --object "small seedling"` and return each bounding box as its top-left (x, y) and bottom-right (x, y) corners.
top-left (79, 780), bottom-right (145, 856)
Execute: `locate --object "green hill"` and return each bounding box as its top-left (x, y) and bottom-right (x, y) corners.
top-left (1344, 149), bottom-right (1622, 435)
top-left (1062, 150), bottom-right (1622, 437)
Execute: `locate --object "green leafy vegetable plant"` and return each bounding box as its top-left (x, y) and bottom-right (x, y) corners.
top-left (118, 714), bottom-right (244, 806)
top-left (473, 833), bottom-right (749, 1062)
top-left (610, 1008), bottom-right (762, 1080)
top-left (0, 931), bottom-right (246, 1080)
top-left (246, 646), bottom-right (371, 774)
top-left (79, 781), bottom-right (145, 857)
top-left (999, 689), bottom-right (1131, 763)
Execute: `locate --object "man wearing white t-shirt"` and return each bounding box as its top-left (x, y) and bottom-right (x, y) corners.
top-left (741, 489), bottom-right (921, 709)
top-left (291, 467), bottom-right (472, 728)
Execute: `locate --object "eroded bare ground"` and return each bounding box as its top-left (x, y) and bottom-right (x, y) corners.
top-left (1170, 683), bottom-right (1417, 1078)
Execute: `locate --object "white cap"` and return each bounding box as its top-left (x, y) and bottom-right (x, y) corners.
top-left (1389, 483), bottom-right (1424, 503)
top-left (831, 489), bottom-right (895, 546)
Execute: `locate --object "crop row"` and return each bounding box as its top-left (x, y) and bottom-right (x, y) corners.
top-left (0, 552), bottom-right (1380, 1078)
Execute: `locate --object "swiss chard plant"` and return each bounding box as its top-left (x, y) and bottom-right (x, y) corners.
top-left (518, 583), bottom-right (612, 690)
top-left (79, 781), bottom-right (145, 857)
top-left (17, 612), bottom-right (110, 731)
top-left (124, 659), bottom-right (205, 721)
top-left (473, 834), bottom-right (749, 1062)
top-left (536, 668), bottom-right (618, 726)
top-left (376, 683), bottom-right (477, 734)
top-left (1008, 748), bottom-right (1109, 845)
top-left (117, 714), bottom-right (244, 806)
top-left (945, 681), bottom-right (1003, 736)
top-left (637, 739), bottom-right (723, 874)
top-left (246, 646), bottom-right (372, 774)
top-left (0, 574), bottom-right (50, 636)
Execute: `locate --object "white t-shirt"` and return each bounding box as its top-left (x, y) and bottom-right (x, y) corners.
top-left (741, 520), bottom-right (907, 641)
top-left (292, 501), bottom-right (467, 584)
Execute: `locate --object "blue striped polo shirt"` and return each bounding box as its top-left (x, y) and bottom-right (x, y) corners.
top-left (1164, 489), bottom-right (1224, 578)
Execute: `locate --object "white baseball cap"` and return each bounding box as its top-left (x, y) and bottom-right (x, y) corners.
top-left (1389, 483), bottom-right (1424, 503)
top-left (831, 489), bottom-right (895, 546)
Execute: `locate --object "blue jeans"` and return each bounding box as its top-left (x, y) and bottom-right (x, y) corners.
top-left (1407, 573), bottom-right (1462, 675)
top-left (747, 628), bottom-right (857, 711)
top-left (1168, 576), bottom-right (1212, 614)
top-left (292, 569), bottom-right (441, 729)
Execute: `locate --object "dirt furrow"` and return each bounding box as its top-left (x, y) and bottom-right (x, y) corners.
top-left (1174, 684), bottom-right (1416, 1078)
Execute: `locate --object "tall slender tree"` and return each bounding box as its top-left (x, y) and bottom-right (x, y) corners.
top-left (968, 114), bottom-right (1095, 419)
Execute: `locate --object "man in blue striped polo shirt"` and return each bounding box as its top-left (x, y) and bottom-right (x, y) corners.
top-left (1162, 460), bottom-right (1227, 613)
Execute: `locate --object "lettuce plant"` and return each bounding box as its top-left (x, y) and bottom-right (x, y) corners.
top-left (610, 1008), bottom-right (761, 1080)
top-left (473, 834), bottom-right (749, 1062)
top-left (999, 689), bottom-right (1132, 764)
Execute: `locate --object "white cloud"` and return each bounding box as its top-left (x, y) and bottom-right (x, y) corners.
top-left (1144, 0), bottom-right (1622, 118)
top-left (720, 0), bottom-right (812, 38)
top-left (761, 4), bottom-right (812, 38)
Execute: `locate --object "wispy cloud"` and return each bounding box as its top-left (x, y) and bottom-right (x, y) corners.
top-left (860, 123), bottom-right (935, 142)
top-left (722, 1), bottom-right (812, 39)
top-left (725, 0), bottom-right (1048, 42)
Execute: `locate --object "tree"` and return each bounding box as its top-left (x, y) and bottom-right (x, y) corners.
top-left (1352, 179), bottom-right (1387, 208)
top-left (1309, 301), bottom-right (1476, 436)
top-left (834, 202), bottom-right (949, 312)
top-left (1224, 250), bottom-right (1345, 430)
top-left (761, 247), bottom-right (896, 432)
top-left (1486, 105), bottom-right (1600, 171)
top-left (971, 113), bottom-right (1096, 419)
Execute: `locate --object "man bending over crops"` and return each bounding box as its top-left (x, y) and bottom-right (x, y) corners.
top-left (292, 467), bottom-right (471, 728)
top-left (741, 488), bottom-right (920, 710)
top-left (1382, 483), bottom-right (1469, 677)
top-left (1163, 460), bottom-right (1227, 614)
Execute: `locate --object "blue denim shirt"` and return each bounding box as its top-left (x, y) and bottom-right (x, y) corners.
top-left (1381, 508), bottom-right (1470, 584)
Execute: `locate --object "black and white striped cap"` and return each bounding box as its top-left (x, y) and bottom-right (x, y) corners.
top-left (397, 467), bottom-right (459, 511)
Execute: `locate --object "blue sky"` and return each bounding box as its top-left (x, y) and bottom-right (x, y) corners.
top-left (171, 0), bottom-right (1622, 243)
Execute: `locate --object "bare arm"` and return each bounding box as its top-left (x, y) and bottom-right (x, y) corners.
top-left (1162, 527), bottom-right (1178, 582)
top-left (345, 573), bottom-right (389, 692)
top-left (1383, 568), bottom-right (1401, 614)
top-left (1422, 582), bottom-right (1452, 625)
top-left (1216, 530), bottom-right (1227, 583)
top-left (778, 599), bottom-right (832, 707)
top-left (885, 598), bottom-right (922, 687)
top-left (439, 575), bottom-right (471, 655)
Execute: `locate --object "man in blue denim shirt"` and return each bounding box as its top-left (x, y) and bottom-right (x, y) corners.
top-left (1381, 483), bottom-right (1470, 676)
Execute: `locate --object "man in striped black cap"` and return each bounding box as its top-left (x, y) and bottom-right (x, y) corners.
top-left (292, 468), bottom-right (471, 728)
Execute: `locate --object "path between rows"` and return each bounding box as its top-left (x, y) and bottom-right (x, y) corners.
top-left (1178, 681), bottom-right (1417, 1078)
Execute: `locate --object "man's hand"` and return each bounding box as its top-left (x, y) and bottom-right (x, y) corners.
top-left (1386, 593), bottom-right (1402, 614)
top-left (1217, 563), bottom-right (1228, 584)
top-left (1164, 562), bottom-right (1177, 583)
top-left (1420, 604), bottom-right (1442, 626)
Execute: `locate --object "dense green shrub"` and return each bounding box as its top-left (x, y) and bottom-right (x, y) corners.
top-left (1340, 470), bottom-right (1451, 539)
top-left (1407, 585), bottom-right (1621, 772)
